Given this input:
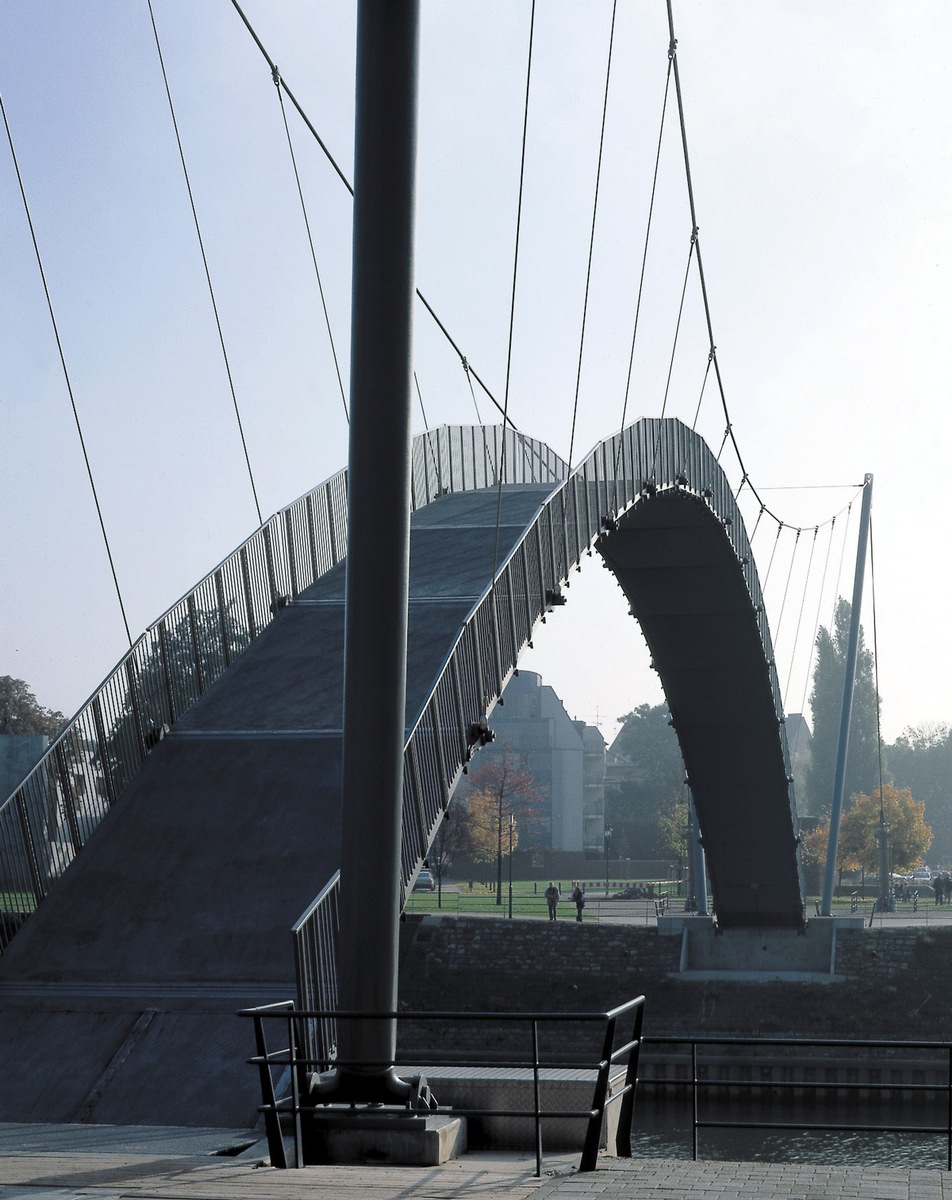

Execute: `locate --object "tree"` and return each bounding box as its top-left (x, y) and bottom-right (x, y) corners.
top-left (427, 807), bottom-right (471, 906)
top-left (838, 784), bottom-right (932, 875)
top-left (888, 724), bottom-right (952, 865)
top-left (805, 598), bottom-right (880, 817)
top-left (454, 744), bottom-right (545, 904)
top-left (606, 703), bottom-right (684, 860)
top-left (0, 677), bottom-right (65, 738)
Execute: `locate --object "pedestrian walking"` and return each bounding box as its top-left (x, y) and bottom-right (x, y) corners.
top-left (935, 874), bottom-right (945, 905)
top-left (544, 881), bottom-right (561, 920)
top-left (571, 881), bottom-right (585, 923)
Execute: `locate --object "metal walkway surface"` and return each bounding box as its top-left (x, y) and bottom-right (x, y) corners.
top-left (2, 1123), bottom-right (951, 1200)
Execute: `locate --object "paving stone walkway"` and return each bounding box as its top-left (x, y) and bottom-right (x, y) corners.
top-left (2, 1125), bottom-right (952, 1200)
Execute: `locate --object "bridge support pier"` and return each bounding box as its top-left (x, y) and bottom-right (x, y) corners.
top-left (330, 0), bottom-right (424, 1105)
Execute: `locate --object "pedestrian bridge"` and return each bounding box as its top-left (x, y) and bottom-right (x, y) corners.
top-left (0, 419), bottom-right (803, 1126)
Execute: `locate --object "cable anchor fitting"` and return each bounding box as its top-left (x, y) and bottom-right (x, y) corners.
top-left (271, 65), bottom-right (281, 87)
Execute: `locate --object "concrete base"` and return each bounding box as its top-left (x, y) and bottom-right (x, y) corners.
top-left (416, 1067), bottom-right (626, 1151)
top-left (660, 916), bottom-right (842, 981)
top-left (302, 1111), bottom-right (466, 1166)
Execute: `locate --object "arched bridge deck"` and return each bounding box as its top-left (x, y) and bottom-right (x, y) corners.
top-left (0, 420), bottom-right (802, 1126)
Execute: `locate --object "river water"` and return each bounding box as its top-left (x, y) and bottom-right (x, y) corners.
top-left (630, 1094), bottom-right (952, 1170)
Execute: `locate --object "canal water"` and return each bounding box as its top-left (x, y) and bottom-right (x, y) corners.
top-left (630, 1094), bottom-right (951, 1169)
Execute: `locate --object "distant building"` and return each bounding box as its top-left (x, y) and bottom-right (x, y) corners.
top-left (470, 671), bottom-right (606, 854)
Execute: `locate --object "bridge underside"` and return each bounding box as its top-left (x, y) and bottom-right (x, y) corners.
top-left (597, 489), bottom-right (802, 929)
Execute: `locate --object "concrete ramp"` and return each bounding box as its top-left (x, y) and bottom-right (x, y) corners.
top-left (0, 485), bottom-right (553, 1128)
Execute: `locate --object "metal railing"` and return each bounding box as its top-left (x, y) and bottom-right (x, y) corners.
top-left (0, 425), bottom-right (563, 954)
top-left (238, 994), bottom-right (645, 1175)
top-left (292, 418), bottom-right (791, 1061)
top-left (642, 1034), bottom-right (952, 1170)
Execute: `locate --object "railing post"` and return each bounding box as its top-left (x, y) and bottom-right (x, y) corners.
top-left (692, 1040), bottom-right (699, 1161)
top-left (53, 743), bottom-right (82, 855)
top-left (947, 1044), bottom-right (951, 1172)
top-left (125, 659), bottom-right (147, 760)
top-left (213, 570), bottom-right (232, 668)
top-left (13, 790), bottom-right (44, 903)
top-left (531, 1017), bottom-right (543, 1178)
top-left (614, 999), bottom-right (644, 1158)
top-left (262, 522), bottom-right (280, 611)
top-left (157, 620), bottom-right (177, 725)
top-left (92, 696), bottom-right (117, 809)
top-left (239, 546), bottom-right (258, 641)
top-left (252, 1014), bottom-right (288, 1169)
top-left (285, 508), bottom-right (299, 599)
top-left (581, 1013), bottom-right (616, 1171)
top-left (186, 594), bottom-right (207, 698)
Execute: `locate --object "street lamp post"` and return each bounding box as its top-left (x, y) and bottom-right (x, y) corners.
top-left (604, 825), bottom-right (613, 896)
top-left (508, 814), bottom-right (515, 919)
top-left (496, 792), bottom-right (503, 906)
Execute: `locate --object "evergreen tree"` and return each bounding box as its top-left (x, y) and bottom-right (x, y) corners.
top-left (806, 597), bottom-right (880, 817)
top-left (606, 703), bottom-right (684, 859)
top-left (888, 724), bottom-right (952, 865)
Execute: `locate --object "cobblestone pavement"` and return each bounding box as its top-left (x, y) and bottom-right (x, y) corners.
top-left (3, 1126), bottom-right (952, 1200)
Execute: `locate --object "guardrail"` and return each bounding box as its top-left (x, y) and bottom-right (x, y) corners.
top-left (642, 1034), bottom-right (952, 1169)
top-left (292, 418), bottom-right (790, 1061)
top-left (238, 994), bottom-right (645, 1175)
top-left (395, 416), bottom-right (788, 900)
top-left (0, 425), bottom-right (563, 954)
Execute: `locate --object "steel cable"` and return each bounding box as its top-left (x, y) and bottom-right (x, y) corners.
top-left (616, 60), bottom-right (673, 471)
top-left (1, 93), bottom-right (133, 645)
top-left (229, 0), bottom-right (521, 436)
top-left (273, 66), bottom-right (349, 424)
top-left (148, 0), bottom-right (263, 526)
top-left (568, 0), bottom-right (619, 473)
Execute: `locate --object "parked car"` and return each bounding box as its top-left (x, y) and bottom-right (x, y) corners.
top-left (913, 866), bottom-right (933, 885)
top-left (412, 868), bottom-right (436, 892)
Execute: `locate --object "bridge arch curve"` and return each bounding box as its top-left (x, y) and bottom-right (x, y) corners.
top-left (406, 417), bottom-right (804, 930)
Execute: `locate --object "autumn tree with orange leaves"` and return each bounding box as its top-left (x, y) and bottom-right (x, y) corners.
top-left (453, 743), bottom-right (546, 905)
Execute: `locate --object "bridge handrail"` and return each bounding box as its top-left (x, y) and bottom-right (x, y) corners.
top-left (0, 425), bottom-right (564, 954)
top-left (292, 417), bottom-right (792, 1061)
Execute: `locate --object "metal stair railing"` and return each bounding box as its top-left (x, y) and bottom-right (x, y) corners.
top-left (0, 425), bottom-right (561, 954)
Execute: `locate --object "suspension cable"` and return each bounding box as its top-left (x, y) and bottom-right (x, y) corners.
top-left (617, 58), bottom-right (673, 463)
top-left (665, 0), bottom-right (786, 528)
top-left (229, 0), bottom-right (521, 435)
top-left (690, 348), bottom-right (713, 430)
top-left (272, 66), bottom-right (349, 424)
top-left (650, 233), bottom-right (696, 476)
top-left (789, 517), bottom-right (836, 763)
top-left (781, 525), bottom-right (818, 707)
top-left (491, 0), bottom-right (537, 594)
top-left (1, 94), bottom-right (132, 646)
top-left (461, 359), bottom-right (484, 425)
top-left (147, 0), bottom-right (263, 526)
top-left (770, 527), bottom-right (802, 655)
top-left (568, 0), bottom-right (618, 472)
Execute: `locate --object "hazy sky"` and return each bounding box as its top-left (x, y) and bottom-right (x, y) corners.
top-left (2, 2), bottom-right (950, 747)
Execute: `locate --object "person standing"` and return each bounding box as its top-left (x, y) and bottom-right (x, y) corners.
top-left (572, 881), bottom-right (585, 923)
top-left (544, 881), bottom-right (561, 921)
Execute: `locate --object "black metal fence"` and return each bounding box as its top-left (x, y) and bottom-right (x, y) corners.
top-left (238, 995), bottom-right (645, 1175)
top-left (642, 1034), bottom-right (952, 1169)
